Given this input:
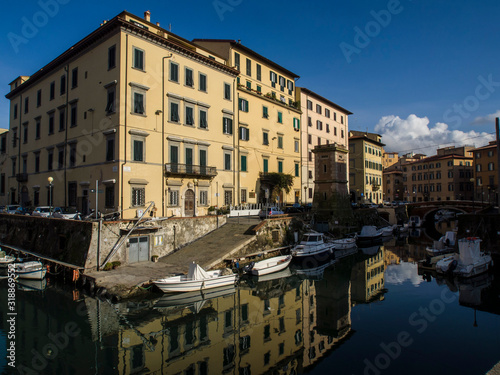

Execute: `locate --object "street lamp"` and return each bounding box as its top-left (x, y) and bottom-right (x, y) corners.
top-left (48, 176), bottom-right (53, 217)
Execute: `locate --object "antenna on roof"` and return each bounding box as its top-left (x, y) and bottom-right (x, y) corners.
top-left (169, 23), bottom-right (172, 32)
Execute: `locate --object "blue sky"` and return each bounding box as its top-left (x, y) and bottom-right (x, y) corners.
top-left (1, 0), bottom-right (499, 154)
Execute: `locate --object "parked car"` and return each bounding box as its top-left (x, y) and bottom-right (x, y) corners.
top-left (32, 206), bottom-right (54, 217)
top-left (14, 206), bottom-right (33, 215)
top-left (52, 207), bottom-right (81, 220)
top-left (258, 206), bottom-right (284, 219)
top-left (284, 206), bottom-right (302, 214)
top-left (5, 205), bottom-right (21, 214)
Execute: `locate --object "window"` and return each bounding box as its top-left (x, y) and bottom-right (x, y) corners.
top-left (69, 143), bottom-right (76, 167)
top-left (71, 67), bottom-right (78, 88)
top-left (70, 103), bottom-right (77, 127)
top-left (295, 163), bottom-right (299, 177)
top-left (279, 76), bottom-right (285, 91)
top-left (48, 112), bottom-right (54, 134)
top-left (106, 85), bottom-right (116, 113)
top-left (47, 150), bottom-right (53, 171)
top-left (307, 100), bottom-right (312, 110)
top-left (185, 68), bottom-right (194, 87)
top-left (199, 73), bottom-right (207, 92)
top-left (199, 109), bottom-right (208, 129)
top-left (239, 98), bottom-right (249, 112)
top-left (49, 81), bottom-right (55, 100)
top-left (316, 104), bottom-right (322, 114)
top-left (241, 155), bottom-right (247, 172)
top-left (105, 185), bottom-right (115, 207)
top-left (476, 164), bottom-right (481, 172)
top-left (223, 117), bottom-right (233, 135)
top-left (35, 118), bottom-right (41, 139)
top-left (185, 106), bottom-right (194, 126)
top-left (239, 126), bottom-right (249, 141)
top-left (168, 189), bottom-right (179, 206)
top-left (133, 47), bottom-right (145, 70)
top-left (246, 80), bottom-right (251, 90)
top-left (263, 131), bottom-right (269, 145)
top-left (170, 101), bottom-right (179, 122)
top-left (234, 52), bottom-right (240, 70)
top-left (308, 117), bottom-right (312, 127)
top-left (277, 135), bottom-right (283, 149)
top-left (131, 187), bottom-right (145, 206)
top-left (316, 120), bottom-right (322, 130)
top-left (278, 112), bottom-right (283, 123)
top-left (224, 153), bottom-right (231, 171)
top-left (326, 123), bottom-right (330, 133)
top-left (131, 92), bottom-right (145, 115)
top-left (488, 162), bottom-right (494, 171)
top-left (24, 97), bottom-right (29, 114)
top-left (60, 75), bottom-right (66, 96)
top-left (34, 153), bottom-right (40, 173)
top-left (341, 129), bottom-right (344, 138)
top-left (308, 134), bottom-right (312, 144)
top-left (169, 61), bottom-right (178, 82)
top-left (23, 124), bottom-right (28, 144)
top-left (293, 118), bottom-right (300, 131)
top-left (58, 148), bottom-right (64, 169)
top-left (246, 58), bottom-right (251, 76)
top-left (278, 160), bottom-right (283, 173)
top-left (59, 108), bottom-right (65, 131)
top-left (256, 64), bottom-right (261, 81)
top-left (263, 158), bottom-right (269, 173)
top-left (37, 89), bottom-right (42, 107)
top-left (11, 157), bottom-right (16, 176)
top-left (270, 71), bottom-right (277, 87)
top-left (106, 136), bottom-right (115, 161)
top-left (325, 108), bottom-right (330, 118)
top-left (294, 139), bottom-right (299, 152)
top-left (108, 45), bottom-right (116, 70)
top-left (263, 106), bottom-right (269, 118)
top-left (488, 150), bottom-right (494, 157)
top-left (13, 104), bottom-right (17, 120)
top-left (199, 190), bottom-right (208, 206)
top-left (287, 80), bottom-right (294, 95)
top-left (133, 139), bottom-right (144, 162)
top-left (257, 85), bottom-right (261, 93)
top-left (224, 83), bottom-right (231, 100)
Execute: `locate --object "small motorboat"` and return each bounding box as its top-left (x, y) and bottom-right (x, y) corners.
top-left (0, 250), bottom-right (16, 267)
top-left (380, 225), bottom-right (395, 237)
top-left (436, 237), bottom-right (492, 278)
top-left (330, 237), bottom-right (357, 250)
top-left (357, 226), bottom-right (383, 243)
top-left (153, 262), bottom-right (237, 293)
top-left (243, 255), bottom-right (292, 276)
top-left (14, 261), bottom-right (47, 280)
top-left (426, 231), bottom-right (457, 257)
top-left (290, 232), bottom-right (334, 259)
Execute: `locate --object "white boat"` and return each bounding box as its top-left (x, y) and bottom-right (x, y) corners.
top-left (330, 237), bottom-right (357, 250)
top-left (154, 285), bottom-right (236, 309)
top-left (244, 255), bottom-right (292, 276)
top-left (14, 261), bottom-right (47, 280)
top-left (426, 231), bottom-right (457, 256)
top-left (380, 226), bottom-right (395, 237)
top-left (16, 278), bottom-right (47, 291)
top-left (357, 226), bottom-right (383, 242)
top-left (290, 232), bottom-right (334, 258)
top-left (153, 262), bottom-right (237, 293)
top-left (0, 250), bottom-right (16, 267)
top-left (436, 237), bottom-right (492, 278)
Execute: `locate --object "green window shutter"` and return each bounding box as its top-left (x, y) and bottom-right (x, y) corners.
top-left (241, 155), bottom-right (247, 172)
top-left (263, 159), bottom-right (268, 173)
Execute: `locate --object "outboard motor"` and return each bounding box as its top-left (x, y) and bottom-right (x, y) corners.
top-left (243, 261), bottom-right (255, 273)
top-left (446, 259), bottom-right (458, 275)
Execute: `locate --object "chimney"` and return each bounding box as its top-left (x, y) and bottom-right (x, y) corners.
top-left (144, 10), bottom-right (151, 22)
top-left (156, 22), bottom-right (160, 26)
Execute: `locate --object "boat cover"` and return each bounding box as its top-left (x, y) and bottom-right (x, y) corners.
top-left (459, 238), bottom-right (481, 265)
top-left (360, 226), bottom-right (378, 237)
top-left (187, 262), bottom-right (210, 280)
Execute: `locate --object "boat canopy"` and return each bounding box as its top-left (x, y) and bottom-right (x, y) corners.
top-left (187, 262), bottom-right (210, 280)
top-left (458, 238), bottom-right (482, 265)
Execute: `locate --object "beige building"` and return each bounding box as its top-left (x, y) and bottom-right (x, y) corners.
top-left (4, 11), bottom-right (304, 218)
top-left (348, 131), bottom-right (385, 204)
top-left (471, 141), bottom-right (499, 205)
top-left (296, 87), bottom-right (351, 205)
top-left (401, 146), bottom-right (474, 202)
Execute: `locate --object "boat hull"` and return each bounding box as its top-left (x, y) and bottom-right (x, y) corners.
top-left (249, 255), bottom-right (292, 276)
top-left (154, 273), bottom-right (236, 293)
top-left (14, 261), bottom-right (47, 280)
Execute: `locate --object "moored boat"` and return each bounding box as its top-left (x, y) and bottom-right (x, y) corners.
top-left (357, 226), bottom-right (383, 243)
top-left (244, 255), bottom-right (292, 276)
top-left (14, 261), bottom-right (47, 280)
top-left (436, 237), bottom-right (492, 278)
top-left (0, 250), bottom-right (16, 267)
top-left (153, 262), bottom-right (237, 293)
top-left (290, 232), bottom-right (334, 259)
top-left (426, 231), bottom-right (457, 257)
top-left (330, 237), bottom-right (357, 250)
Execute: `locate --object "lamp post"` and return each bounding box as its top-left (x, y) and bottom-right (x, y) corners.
top-left (193, 179), bottom-right (198, 217)
top-left (304, 186), bottom-right (307, 205)
top-left (48, 176), bottom-right (53, 217)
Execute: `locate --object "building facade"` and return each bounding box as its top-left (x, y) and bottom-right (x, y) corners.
top-left (4, 11), bottom-right (306, 218)
top-left (471, 141), bottom-right (499, 205)
top-left (296, 87), bottom-right (351, 205)
top-left (348, 131), bottom-right (385, 204)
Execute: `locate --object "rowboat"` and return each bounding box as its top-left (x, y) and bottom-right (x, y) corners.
top-left (153, 262), bottom-right (237, 293)
top-left (244, 255), bottom-right (292, 276)
top-left (14, 261), bottom-right (47, 280)
top-left (0, 249), bottom-right (16, 267)
top-left (436, 237), bottom-right (492, 278)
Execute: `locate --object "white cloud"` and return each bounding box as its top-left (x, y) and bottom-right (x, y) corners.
top-left (385, 262), bottom-right (423, 287)
top-left (472, 110), bottom-right (500, 125)
top-left (374, 114), bottom-right (495, 155)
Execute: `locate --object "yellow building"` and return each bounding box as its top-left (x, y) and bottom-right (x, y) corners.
top-left (193, 39), bottom-right (303, 205)
top-left (471, 141), bottom-right (498, 204)
top-left (351, 247), bottom-right (386, 304)
top-left (296, 87), bottom-right (351, 205)
top-left (348, 131), bottom-right (385, 204)
top-left (4, 11), bottom-right (303, 218)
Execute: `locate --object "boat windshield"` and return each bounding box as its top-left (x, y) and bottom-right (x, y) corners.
top-left (302, 235), bottom-right (321, 243)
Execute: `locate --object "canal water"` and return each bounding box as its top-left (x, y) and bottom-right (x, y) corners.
top-left (1, 233), bottom-right (499, 375)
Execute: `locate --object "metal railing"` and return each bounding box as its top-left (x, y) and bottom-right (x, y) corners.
top-left (165, 163), bottom-right (217, 178)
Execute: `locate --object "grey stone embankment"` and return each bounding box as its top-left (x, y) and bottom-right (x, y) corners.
top-left (84, 217), bottom-right (267, 299)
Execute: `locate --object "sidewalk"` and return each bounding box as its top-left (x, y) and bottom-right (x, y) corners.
top-left (84, 217), bottom-right (259, 299)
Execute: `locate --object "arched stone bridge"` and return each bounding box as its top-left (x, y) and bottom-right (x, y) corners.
top-left (406, 200), bottom-right (490, 224)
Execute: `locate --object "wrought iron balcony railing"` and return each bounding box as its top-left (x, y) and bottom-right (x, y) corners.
top-left (165, 163), bottom-right (217, 178)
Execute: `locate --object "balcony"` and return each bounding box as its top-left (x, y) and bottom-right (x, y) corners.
top-left (16, 173), bottom-right (28, 182)
top-left (165, 163), bottom-right (217, 179)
